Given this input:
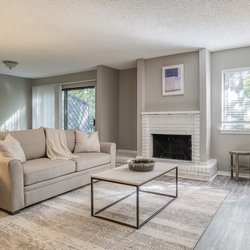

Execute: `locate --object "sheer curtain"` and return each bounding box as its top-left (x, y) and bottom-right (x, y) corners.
top-left (32, 85), bottom-right (62, 129)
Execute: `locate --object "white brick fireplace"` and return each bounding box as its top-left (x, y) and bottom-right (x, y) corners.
top-left (141, 111), bottom-right (217, 180)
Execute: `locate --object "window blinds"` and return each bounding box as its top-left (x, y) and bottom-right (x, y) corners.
top-left (32, 85), bottom-right (62, 129)
top-left (222, 68), bottom-right (250, 130)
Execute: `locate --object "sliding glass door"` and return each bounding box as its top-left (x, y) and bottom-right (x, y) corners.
top-left (62, 87), bottom-right (96, 133)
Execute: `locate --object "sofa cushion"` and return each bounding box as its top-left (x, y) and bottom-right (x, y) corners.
top-left (74, 131), bottom-right (100, 153)
top-left (65, 129), bottom-right (76, 152)
top-left (0, 128), bottom-right (46, 160)
top-left (73, 152), bottom-right (111, 171)
top-left (23, 158), bottom-right (76, 185)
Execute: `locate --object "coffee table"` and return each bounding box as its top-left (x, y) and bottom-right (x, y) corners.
top-left (91, 162), bottom-right (178, 229)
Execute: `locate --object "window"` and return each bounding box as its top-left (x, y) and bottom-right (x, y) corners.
top-left (62, 87), bottom-right (96, 133)
top-left (222, 68), bottom-right (250, 132)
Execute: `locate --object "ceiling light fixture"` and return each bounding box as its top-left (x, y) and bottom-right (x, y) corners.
top-left (2, 60), bottom-right (19, 70)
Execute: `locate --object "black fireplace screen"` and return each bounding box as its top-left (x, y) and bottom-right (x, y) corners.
top-left (153, 134), bottom-right (192, 161)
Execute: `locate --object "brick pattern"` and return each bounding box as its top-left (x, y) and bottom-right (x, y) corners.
top-left (142, 112), bottom-right (200, 163)
top-left (141, 112), bottom-right (217, 180)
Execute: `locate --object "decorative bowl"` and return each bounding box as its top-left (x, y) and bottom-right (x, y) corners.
top-left (128, 159), bottom-right (155, 172)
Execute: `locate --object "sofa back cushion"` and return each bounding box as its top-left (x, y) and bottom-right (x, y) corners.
top-left (0, 128), bottom-right (46, 160)
top-left (64, 129), bottom-right (76, 152)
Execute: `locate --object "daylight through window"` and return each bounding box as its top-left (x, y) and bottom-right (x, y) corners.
top-left (222, 68), bottom-right (250, 131)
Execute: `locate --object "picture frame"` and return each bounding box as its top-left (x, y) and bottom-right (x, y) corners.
top-left (162, 64), bottom-right (184, 96)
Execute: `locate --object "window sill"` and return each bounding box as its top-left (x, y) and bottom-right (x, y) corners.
top-left (220, 129), bottom-right (250, 135)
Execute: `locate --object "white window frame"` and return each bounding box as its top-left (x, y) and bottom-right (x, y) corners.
top-left (221, 67), bottom-right (250, 134)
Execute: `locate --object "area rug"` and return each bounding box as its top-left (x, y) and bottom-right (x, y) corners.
top-left (0, 178), bottom-right (227, 250)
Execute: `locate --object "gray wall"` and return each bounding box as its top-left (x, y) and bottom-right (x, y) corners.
top-left (33, 67), bottom-right (120, 145)
top-left (119, 68), bottom-right (137, 150)
top-left (32, 70), bottom-right (97, 130)
top-left (32, 70), bottom-right (96, 86)
top-left (211, 47), bottom-right (250, 171)
top-left (96, 65), bottom-right (119, 144)
top-left (145, 52), bottom-right (199, 111)
top-left (136, 52), bottom-right (199, 155)
top-left (0, 74), bottom-right (32, 130)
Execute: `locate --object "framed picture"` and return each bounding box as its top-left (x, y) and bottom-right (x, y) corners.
top-left (162, 64), bottom-right (184, 96)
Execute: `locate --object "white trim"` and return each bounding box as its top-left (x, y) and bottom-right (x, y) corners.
top-left (117, 149), bottom-right (137, 155)
top-left (33, 79), bottom-right (96, 88)
top-left (217, 170), bottom-right (250, 179)
top-left (60, 79), bottom-right (96, 86)
top-left (221, 71), bottom-right (225, 124)
top-left (56, 85), bottom-right (62, 129)
top-left (220, 129), bottom-right (250, 135)
top-left (141, 111), bottom-right (200, 115)
top-left (222, 67), bottom-right (250, 74)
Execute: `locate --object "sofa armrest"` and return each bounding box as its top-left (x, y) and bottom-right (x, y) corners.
top-left (100, 142), bottom-right (116, 168)
top-left (0, 157), bottom-right (25, 213)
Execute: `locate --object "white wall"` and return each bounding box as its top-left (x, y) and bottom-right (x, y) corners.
top-left (211, 47), bottom-right (250, 171)
top-left (199, 49), bottom-right (211, 162)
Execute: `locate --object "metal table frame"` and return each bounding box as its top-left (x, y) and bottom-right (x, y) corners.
top-left (91, 166), bottom-right (178, 229)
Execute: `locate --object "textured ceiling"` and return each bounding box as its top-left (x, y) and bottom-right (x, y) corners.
top-left (0, 0), bottom-right (250, 78)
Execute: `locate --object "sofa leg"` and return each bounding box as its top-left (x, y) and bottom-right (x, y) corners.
top-left (7, 210), bottom-right (21, 215)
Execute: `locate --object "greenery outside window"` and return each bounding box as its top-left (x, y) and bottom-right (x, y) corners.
top-left (221, 68), bottom-right (250, 133)
top-left (62, 87), bottom-right (96, 133)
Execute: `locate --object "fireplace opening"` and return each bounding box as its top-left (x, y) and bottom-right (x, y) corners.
top-left (152, 134), bottom-right (192, 161)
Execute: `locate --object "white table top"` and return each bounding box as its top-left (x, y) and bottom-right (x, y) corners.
top-left (91, 162), bottom-right (177, 186)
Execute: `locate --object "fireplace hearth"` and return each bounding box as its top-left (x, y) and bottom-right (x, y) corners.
top-left (153, 134), bottom-right (192, 161)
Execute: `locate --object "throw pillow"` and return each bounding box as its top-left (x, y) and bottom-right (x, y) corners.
top-left (74, 131), bottom-right (101, 153)
top-left (0, 134), bottom-right (26, 163)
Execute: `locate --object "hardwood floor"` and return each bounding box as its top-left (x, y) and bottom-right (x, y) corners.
top-left (194, 175), bottom-right (250, 250)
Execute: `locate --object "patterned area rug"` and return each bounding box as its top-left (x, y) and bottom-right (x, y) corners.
top-left (0, 177), bottom-right (227, 250)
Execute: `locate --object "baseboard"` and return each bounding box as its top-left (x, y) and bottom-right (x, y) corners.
top-left (217, 170), bottom-right (250, 179)
top-left (117, 149), bottom-right (137, 154)
top-left (116, 149), bottom-right (137, 165)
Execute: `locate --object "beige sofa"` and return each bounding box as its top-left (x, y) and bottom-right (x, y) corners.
top-left (0, 128), bottom-right (116, 214)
